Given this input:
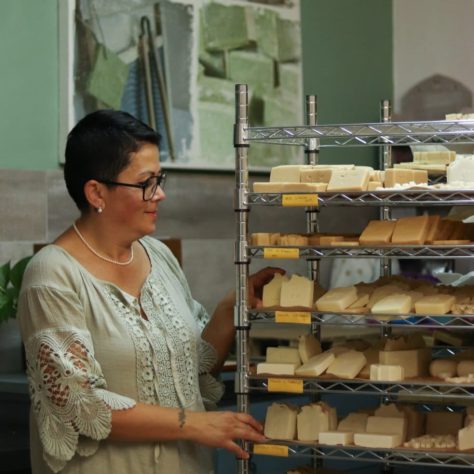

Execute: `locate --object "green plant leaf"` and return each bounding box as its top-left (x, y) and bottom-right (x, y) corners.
top-left (0, 261), bottom-right (10, 290)
top-left (0, 292), bottom-right (13, 322)
top-left (10, 256), bottom-right (32, 290)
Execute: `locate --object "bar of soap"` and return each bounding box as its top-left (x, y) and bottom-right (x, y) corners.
top-left (264, 403), bottom-right (298, 439)
top-left (266, 346), bottom-right (301, 365)
top-left (370, 364), bottom-right (405, 381)
top-left (415, 294), bottom-right (456, 315)
top-left (326, 350), bottom-right (367, 379)
top-left (319, 431), bottom-right (354, 446)
top-left (371, 294), bottom-right (412, 314)
top-left (297, 403), bottom-right (336, 441)
top-left (253, 182), bottom-right (326, 193)
top-left (300, 168), bottom-right (332, 183)
top-left (425, 215), bottom-right (442, 243)
top-left (327, 168), bottom-right (371, 192)
top-left (337, 413), bottom-right (368, 433)
top-left (295, 351), bottom-right (335, 377)
top-left (366, 416), bottom-right (407, 441)
top-left (354, 432), bottom-right (402, 448)
top-left (262, 273), bottom-right (289, 307)
top-left (298, 333), bottom-right (322, 363)
top-left (270, 165), bottom-right (311, 182)
top-left (368, 181), bottom-right (383, 191)
top-left (315, 286), bottom-right (358, 312)
top-left (256, 362), bottom-right (298, 375)
top-left (280, 274), bottom-right (314, 308)
top-left (458, 423), bottom-right (474, 451)
top-left (391, 215), bottom-right (430, 245)
top-left (384, 168), bottom-right (415, 187)
top-left (367, 284), bottom-right (404, 309)
top-left (359, 220), bottom-right (396, 245)
top-left (379, 348), bottom-right (431, 378)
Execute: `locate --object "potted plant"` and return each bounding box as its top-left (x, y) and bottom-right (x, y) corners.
top-left (0, 256), bottom-right (32, 373)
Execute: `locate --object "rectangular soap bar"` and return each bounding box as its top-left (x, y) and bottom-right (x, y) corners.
top-left (253, 182), bottom-right (325, 193)
top-left (384, 168), bottom-right (414, 187)
top-left (251, 233), bottom-right (272, 246)
top-left (368, 181), bottom-right (383, 191)
top-left (391, 215), bottom-right (430, 245)
top-left (371, 294), bottom-right (412, 314)
top-left (297, 403), bottom-right (335, 441)
top-left (337, 413), bottom-right (369, 433)
top-left (379, 348), bottom-right (431, 378)
top-left (319, 431), bottom-right (354, 446)
top-left (262, 273), bottom-right (289, 307)
top-left (369, 364), bottom-right (405, 381)
top-left (458, 424), bottom-right (474, 451)
top-left (295, 351), bottom-right (335, 377)
top-left (266, 347), bottom-right (301, 365)
top-left (425, 215), bottom-right (442, 243)
top-left (280, 274), bottom-right (314, 308)
top-left (300, 168), bottom-right (332, 183)
top-left (415, 294), bottom-right (456, 315)
top-left (270, 165), bottom-right (310, 182)
top-left (366, 415), bottom-right (406, 441)
top-left (256, 362), bottom-right (298, 376)
top-left (264, 403), bottom-right (297, 439)
top-left (326, 350), bottom-right (367, 379)
top-left (298, 334), bottom-right (322, 363)
top-left (315, 286), bottom-right (358, 312)
top-left (359, 220), bottom-right (396, 245)
top-left (354, 432), bottom-right (402, 448)
top-left (326, 168), bottom-right (370, 192)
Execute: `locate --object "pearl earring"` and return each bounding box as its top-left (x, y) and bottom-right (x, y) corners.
top-left (96, 207), bottom-right (103, 214)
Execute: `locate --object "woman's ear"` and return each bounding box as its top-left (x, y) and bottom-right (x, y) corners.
top-left (84, 180), bottom-right (106, 211)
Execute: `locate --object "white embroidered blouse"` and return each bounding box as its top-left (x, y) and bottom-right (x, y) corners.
top-left (18, 237), bottom-right (223, 474)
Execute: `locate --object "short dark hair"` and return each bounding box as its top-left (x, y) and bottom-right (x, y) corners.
top-left (64, 109), bottom-right (161, 211)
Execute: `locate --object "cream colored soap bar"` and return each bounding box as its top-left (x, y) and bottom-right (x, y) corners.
top-left (270, 165), bottom-right (311, 183)
top-left (384, 169), bottom-right (415, 187)
top-left (262, 273), bottom-right (289, 307)
top-left (415, 294), bottom-right (455, 315)
top-left (327, 168), bottom-right (371, 192)
top-left (366, 416), bottom-right (407, 441)
top-left (354, 432), bottom-right (402, 448)
top-left (359, 220), bottom-right (396, 245)
top-left (379, 348), bottom-right (431, 378)
top-left (266, 347), bottom-right (301, 365)
top-left (391, 215), bottom-right (430, 245)
top-left (368, 181), bottom-right (383, 191)
top-left (337, 413), bottom-right (368, 433)
top-left (326, 350), bottom-right (367, 379)
top-left (298, 334), bottom-right (322, 363)
top-left (295, 351), bottom-right (335, 377)
top-left (315, 286), bottom-right (358, 312)
top-left (256, 362), bottom-right (298, 376)
top-left (426, 412), bottom-right (464, 436)
top-left (297, 403), bottom-right (336, 441)
top-left (264, 403), bottom-right (297, 439)
top-left (280, 275), bottom-right (314, 308)
top-left (300, 168), bottom-right (332, 184)
top-left (458, 423), bottom-right (474, 451)
top-left (253, 182), bottom-right (326, 193)
top-left (370, 364), bottom-right (405, 381)
top-left (371, 294), bottom-right (412, 314)
top-left (319, 431), bottom-right (354, 446)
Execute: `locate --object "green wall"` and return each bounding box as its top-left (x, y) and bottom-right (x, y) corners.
top-left (0, 0), bottom-right (58, 170)
top-left (301, 0), bottom-right (393, 167)
top-left (0, 0), bottom-right (392, 171)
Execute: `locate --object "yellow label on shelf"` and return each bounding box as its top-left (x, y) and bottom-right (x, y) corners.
top-left (268, 378), bottom-right (304, 393)
top-left (253, 444), bottom-right (289, 457)
top-left (275, 311), bottom-right (311, 325)
top-left (263, 247), bottom-right (300, 259)
top-left (282, 194), bottom-right (318, 207)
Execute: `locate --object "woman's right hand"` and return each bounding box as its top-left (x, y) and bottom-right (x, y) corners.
top-left (185, 410), bottom-right (266, 459)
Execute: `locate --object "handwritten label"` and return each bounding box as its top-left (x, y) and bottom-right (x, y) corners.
top-left (275, 311), bottom-right (311, 325)
top-left (253, 444), bottom-right (289, 457)
top-left (263, 247), bottom-right (300, 259)
top-left (268, 378), bottom-right (304, 393)
top-left (282, 194), bottom-right (318, 207)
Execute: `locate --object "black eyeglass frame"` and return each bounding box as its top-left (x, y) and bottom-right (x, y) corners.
top-left (98, 172), bottom-right (166, 201)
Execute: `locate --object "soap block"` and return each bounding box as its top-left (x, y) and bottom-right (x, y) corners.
top-left (270, 165), bottom-right (309, 183)
top-left (414, 294), bottom-right (456, 315)
top-left (297, 403), bottom-right (336, 441)
top-left (370, 364), bottom-right (405, 381)
top-left (384, 169), bottom-right (415, 187)
top-left (367, 285), bottom-right (404, 309)
top-left (262, 273), bottom-right (289, 307)
top-left (228, 50), bottom-right (274, 96)
top-left (368, 181), bottom-right (383, 191)
top-left (413, 169), bottom-right (428, 184)
top-left (366, 416), bottom-right (407, 441)
top-left (391, 215), bottom-right (430, 245)
top-left (253, 182), bottom-right (326, 192)
top-left (300, 168), bottom-right (333, 184)
top-left (319, 431), bottom-right (354, 446)
top-left (426, 412), bottom-right (464, 436)
top-left (251, 233), bottom-right (272, 246)
top-left (315, 286), bottom-right (358, 312)
top-left (354, 432), bottom-right (402, 448)
top-left (280, 275), bottom-right (314, 308)
top-left (264, 403), bottom-right (297, 440)
top-left (326, 168), bottom-right (371, 192)
top-left (379, 348), bottom-right (431, 378)
top-left (326, 350), bottom-right (367, 379)
top-left (371, 294), bottom-right (412, 314)
top-left (298, 334), bottom-right (322, 363)
top-left (359, 220), bottom-right (396, 245)
top-left (458, 423), bottom-right (474, 451)
top-left (257, 362), bottom-right (298, 376)
top-left (295, 352), bottom-right (335, 377)
top-left (337, 413), bottom-right (369, 433)
top-left (201, 3), bottom-right (250, 51)
top-left (425, 215), bottom-right (442, 243)
top-left (266, 346), bottom-right (301, 365)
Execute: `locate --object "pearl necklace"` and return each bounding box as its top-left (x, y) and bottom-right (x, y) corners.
top-left (73, 222), bottom-right (134, 266)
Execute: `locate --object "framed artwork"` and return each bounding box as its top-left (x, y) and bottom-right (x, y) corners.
top-left (59, 0), bottom-right (302, 170)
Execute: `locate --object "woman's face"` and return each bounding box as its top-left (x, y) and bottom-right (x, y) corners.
top-left (104, 143), bottom-right (165, 238)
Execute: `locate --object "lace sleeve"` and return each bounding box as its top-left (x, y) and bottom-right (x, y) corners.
top-left (24, 327), bottom-right (136, 473)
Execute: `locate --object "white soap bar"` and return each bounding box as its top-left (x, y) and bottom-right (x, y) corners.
top-left (270, 165), bottom-right (311, 183)
top-left (256, 362), bottom-right (298, 376)
top-left (371, 294), bottom-right (412, 315)
top-left (458, 423), bottom-right (474, 451)
top-left (264, 403), bottom-right (297, 440)
top-left (354, 432), bottom-right (402, 448)
top-left (315, 286), bottom-right (358, 312)
top-left (319, 431), bottom-right (354, 446)
top-left (337, 413), bottom-right (368, 433)
top-left (415, 294), bottom-right (456, 315)
top-left (366, 416), bottom-right (407, 441)
top-left (326, 350), bottom-right (367, 379)
top-left (295, 351), bottom-right (335, 377)
top-left (297, 403), bottom-right (336, 441)
top-left (327, 168), bottom-right (370, 192)
top-left (379, 348), bottom-right (431, 378)
top-left (370, 364), bottom-right (405, 381)
top-left (447, 155), bottom-right (474, 186)
top-left (426, 412), bottom-right (464, 436)
top-left (266, 347), bottom-right (301, 365)
top-left (298, 333), bottom-right (322, 363)
top-left (280, 274), bottom-right (314, 308)
top-left (262, 273), bottom-right (289, 307)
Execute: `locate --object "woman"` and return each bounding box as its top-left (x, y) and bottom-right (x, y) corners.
top-left (18, 110), bottom-right (279, 474)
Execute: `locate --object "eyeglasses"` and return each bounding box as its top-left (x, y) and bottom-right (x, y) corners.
top-left (98, 172), bottom-right (166, 201)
